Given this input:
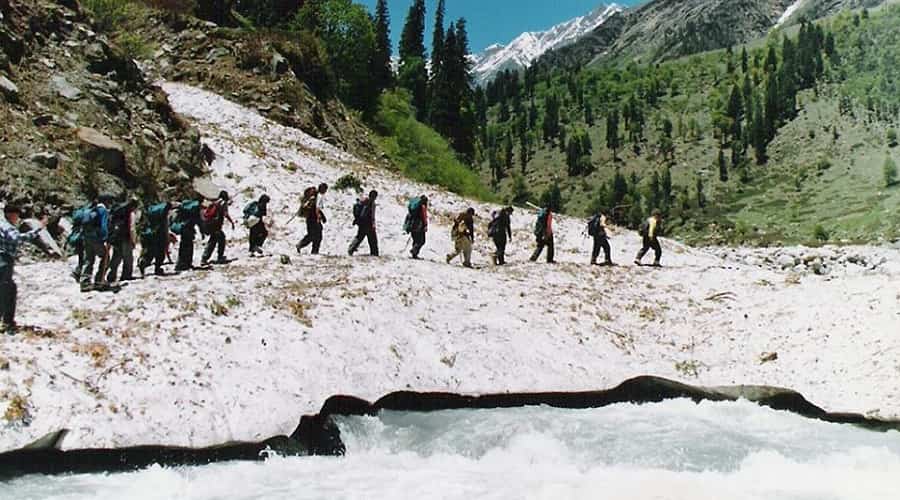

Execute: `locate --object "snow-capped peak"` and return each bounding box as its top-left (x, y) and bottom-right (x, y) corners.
top-left (471, 3), bottom-right (623, 85)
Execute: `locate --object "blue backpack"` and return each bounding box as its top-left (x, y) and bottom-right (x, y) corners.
top-left (66, 205), bottom-right (94, 250)
top-left (533, 209), bottom-right (548, 237)
top-left (403, 197), bottom-right (423, 233)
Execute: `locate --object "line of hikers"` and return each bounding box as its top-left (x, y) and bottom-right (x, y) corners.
top-left (1, 185), bottom-right (663, 335)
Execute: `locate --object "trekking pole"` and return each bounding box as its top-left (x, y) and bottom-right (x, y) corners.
top-left (403, 236), bottom-right (411, 251)
top-left (525, 201), bottom-right (541, 211)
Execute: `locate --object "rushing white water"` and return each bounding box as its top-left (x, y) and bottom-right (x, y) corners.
top-left (6, 399), bottom-right (900, 500)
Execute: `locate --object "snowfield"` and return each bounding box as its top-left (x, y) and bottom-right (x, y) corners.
top-left (1, 83), bottom-right (899, 451)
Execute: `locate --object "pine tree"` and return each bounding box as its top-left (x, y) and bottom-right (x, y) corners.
top-left (764, 72), bottom-right (779, 142)
top-left (741, 47), bottom-right (749, 74)
top-left (726, 84), bottom-right (744, 142)
top-left (543, 93), bottom-right (560, 143)
top-left (718, 148), bottom-right (728, 182)
top-left (695, 175), bottom-right (706, 208)
top-left (751, 96), bottom-right (767, 164)
top-left (372, 0), bottom-right (393, 93)
top-left (584, 100), bottom-right (594, 127)
top-left (431, 0), bottom-right (445, 75)
top-left (503, 132), bottom-right (514, 173)
top-left (398, 0), bottom-right (428, 119)
top-left (661, 166), bottom-right (673, 210)
top-left (606, 107), bottom-right (620, 160)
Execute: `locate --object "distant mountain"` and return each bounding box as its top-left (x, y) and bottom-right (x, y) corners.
top-left (534, 0), bottom-right (887, 72)
top-left (470, 3), bottom-right (622, 85)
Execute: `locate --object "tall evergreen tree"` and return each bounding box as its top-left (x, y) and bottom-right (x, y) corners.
top-left (718, 148), bottom-right (728, 182)
top-left (398, 0), bottom-right (428, 119)
top-left (372, 0), bottom-right (393, 93)
top-left (431, 0), bottom-right (445, 75)
top-left (726, 84), bottom-right (744, 142)
top-left (606, 107), bottom-right (621, 160)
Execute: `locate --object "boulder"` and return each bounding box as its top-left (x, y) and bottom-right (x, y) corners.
top-left (29, 152), bottom-right (59, 169)
top-left (775, 253), bottom-right (795, 269)
top-left (271, 51), bottom-right (289, 76)
top-left (206, 47), bottom-right (229, 62)
top-left (51, 75), bottom-right (82, 100)
top-left (75, 127), bottom-right (128, 180)
top-left (0, 26), bottom-right (24, 64)
top-left (0, 74), bottom-right (18, 103)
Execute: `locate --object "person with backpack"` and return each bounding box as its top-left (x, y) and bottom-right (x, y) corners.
top-left (106, 198), bottom-right (137, 283)
top-left (79, 195), bottom-right (112, 292)
top-left (201, 191), bottom-right (235, 265)
top-left (488, 207), bottom-right (513, 266)
top-left (1, 204), bottom-right (47, 335)
top-left (244, 194), bottom-right (271, 257)
top-left (67, 203), bottom-right (92, 282)
top-left (348, 190), bottom-right (379, 257)
top-left (635, 209), bottom-right (663, 267)
top-left (404, 195), bottom-right (428, 259)
top-left (588, 208), bottom-right (613, 266)
top-left (446, 207), bottom-right (475, 268)
top-left (172, 199), bottom-right (202, 271)
top-left (529, 206), bottom-right (555, 264)
top-left (139, 201), bottom-right (172, 277)
top-left (297, 183), bottom-right (328, 255)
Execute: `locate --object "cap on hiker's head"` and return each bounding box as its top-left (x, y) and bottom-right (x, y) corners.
top-left (259, 194), bottom-right (271, 204)
top-left (3, 204), bottom-right (21, 215)
top-left (369, 190), bottom-right (378, 199)
top-left (466, 207), bottom-right (475, 215)
top-left (219, 190), bottom-right (230, 201)
top-left (420, 195), bottom-right (428, 204)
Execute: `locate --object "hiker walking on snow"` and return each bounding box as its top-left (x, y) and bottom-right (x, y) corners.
top-left (446, 207), bottom-right (475, 268)
top-left (139, 202), bottom-right (171, 276)
top-left (172, 199), bottom-right (202, 271)
top-left (201, 191), bottom-right (234, 265)
top-left (635, 209), bottom-right (663, 267)
top-left (297, 183), bottom-right (328, 255)
top-left (488, 206), bottom-right (513, 265)
top-left (529, 206), bottom-right (555, 264)
top-left (244, 194), bottom-right (270, 256)
top-left (1, 204), bottom-right (47, 335)
top-left (348, 190), bottom-right (379, 257)
top-left (80, 195), bottom-right (112, 292)
top-left (106, 198), bottom-right (137, 283)
top-left (404, 195), bottom-right (428, 259)
top-left (588, 208), bottom-right (613, 266)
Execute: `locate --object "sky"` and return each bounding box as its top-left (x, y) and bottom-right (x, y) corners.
top-left (357, 0), bottom-right (644, 55)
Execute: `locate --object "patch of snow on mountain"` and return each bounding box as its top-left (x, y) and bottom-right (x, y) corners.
top-left (776, 0), bottom-right (809, 28)
top-left (472, 3), bottom-right (622, 84)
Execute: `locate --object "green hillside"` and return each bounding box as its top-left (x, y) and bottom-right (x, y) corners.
top-left (478, 5), bottom-right (900, 246)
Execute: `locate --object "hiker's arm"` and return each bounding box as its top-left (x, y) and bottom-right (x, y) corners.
top-left (20, 216), bottom-right (49, 243)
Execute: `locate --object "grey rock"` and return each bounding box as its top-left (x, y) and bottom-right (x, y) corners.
top-left (51, 75), bottom-right (82, 100)
top-left (776, 254), bottom-right (795, 269)
top-left (29, 152), bottom-right (59, 169)
top-left (0, 74), bottom-right (18, 103)
top-left (271, 51), bottom-right (289, 76)
top-left (91, 90), bottom-right (120, 112)
top-left (76, 127), bottom-right (128, 179)
top-left (206, 47), bottom-right (229, 61)
top-left (32, 114), bottom-right (57, 127)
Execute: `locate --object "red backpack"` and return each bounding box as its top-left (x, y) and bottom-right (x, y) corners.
top-left (199, 202), bottom-right (221, 234)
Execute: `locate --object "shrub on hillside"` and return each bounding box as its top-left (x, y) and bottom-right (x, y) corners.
top-left (115, 32), bottom-right (155, 60)
top-left (274, 33), bottom-right (334, 100)
top-left (888, 128), bottom-right (898, 148)
top-left (82, 0), bottom-right (135, 32)
top-left (372, 89), bottom-right (492, 201)
top-left (238, 35), bottom-right (268, 70)
top-left (334, 174), bottom-right (362, 193)
top-left (813, 224), bottom-right (830, 242)
top-left (142, 0), bottom-right (195, 15)
top-left (884, 155), bottom-right (898, 187)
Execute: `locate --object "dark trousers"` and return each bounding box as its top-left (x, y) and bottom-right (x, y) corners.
top-left (176, 228), bottom-right (195, 270)
top-left (140, 234), bottom-right (167, 273)
top-left (411, 230), bottom-right (426, 258)
top-left (529, 234), bottom-right (555, 263)
top-left (202, 230), bottom-right (226, 263)
top-left (249, 222), bottom-right (268, 251)
top-left (0, 263), bottom-right (16, 329)
top-left (107, 239), bottom-right (134, 282)
top-left (493, 236), bottom-right (508, 265)
top-left (81, 240), bottom-right (109, 286)
top-left (636, 236), bottom-right (662, 264)
top-left (348, 226), bottom-right (378, 256)
top-left (297, 218), bottom-right (323, 254)
top-left (591, 236), bottom-right (612, 264)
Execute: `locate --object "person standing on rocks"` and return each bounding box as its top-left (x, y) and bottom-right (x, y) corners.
top-left (529, 206), bottom-right (555, 264)
top-left (588, 208), bottom-right (613, 266)
top-left (405, 195), bottom-right (428, 259)
top-left (488, 207), bottom-right (513, 265)
top-left (1, 204), bottom-right (47, 335)
top-left (139, 201), bottom-right (172, 276)
top-left (244, 194), bottom-right (270, 257)
top-left (79, 195), bottom-right (112, 292)
top-left (635, 209), bottom-right (663, 267)
top-left (348, 190), bottom-right (379, 257)
top-left (106, 197), bottom-right (137, 283)
top-left (297, 183), bottom-right (328, 255)
top-left (201, 191), bottom-right (234, 265)
top-left (446, 207), bottom-right (475, 268)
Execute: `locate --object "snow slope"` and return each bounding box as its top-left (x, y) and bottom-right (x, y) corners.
top-left (776, 0), bottom-right (808, 28)
top-left (471, 4), bottom-right (622, 85)
top-left (1, 83), bottom-right (899, 451)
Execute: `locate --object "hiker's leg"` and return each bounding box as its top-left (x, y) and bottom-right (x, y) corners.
top-left (411, 231), bottom-right (425, 257)
top-left (177, 231), bottom-right (193, 270)
top-left (80, 242), bottom-right (98, 287)
top-left (636, 236), bottom-right (650, 262)
top-left (0, 264), bottom-right (15, 328)
top-left (95, 245), bottom-right (109, 285)
top-left (259, 224), bottom-right (269, 249)
top-left (107, 243), bottom-right (122, 282)
top-left (311, 222), bottom-right (323, 254)
top-left (462, 239), bottom-right (473, 266)
top-left (73, 242), bottom-right (84, 281)
top-left (348, 228), bottom-right (365, 255)
top-left (529, 236), bottom-right (543, 261)
top-left (202, 233), bottom-right (216, 263)
top-left (368, 229), bottom-right (379, 256)
top-left (547, 236), bottom-right (555, 263)
top-left (153, 237), bottom-right (166, 272)
top-left (601, 237), bottom-right (612, 264)
top-left (591, 237), bottom-right (601, 263)
top-left (447, 238), bottom-right (461, 262)
top-left (121, 240), bottom-right (134, 279)
top-left (652, 239), bottom-right (662, 264)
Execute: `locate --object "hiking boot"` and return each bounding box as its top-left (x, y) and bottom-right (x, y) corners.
top-left (3, 322), bottom-right (16, 336)
top-left (602, 261), bottom-right (614, 267)
top-left (634, 259), bottom-right (641, 266)
top-left (80, 283), bottom-right (94, 293)
top-left (154, 267), bottom-right (165, 276)
top-left (651, 262), bottom-right (662, 267)
top-left (463, 262), bottom-right (473, 269)
top-left (214, 258), bottom-right (230, 264)
top-left (445, 254), bottom-right (452, 264)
